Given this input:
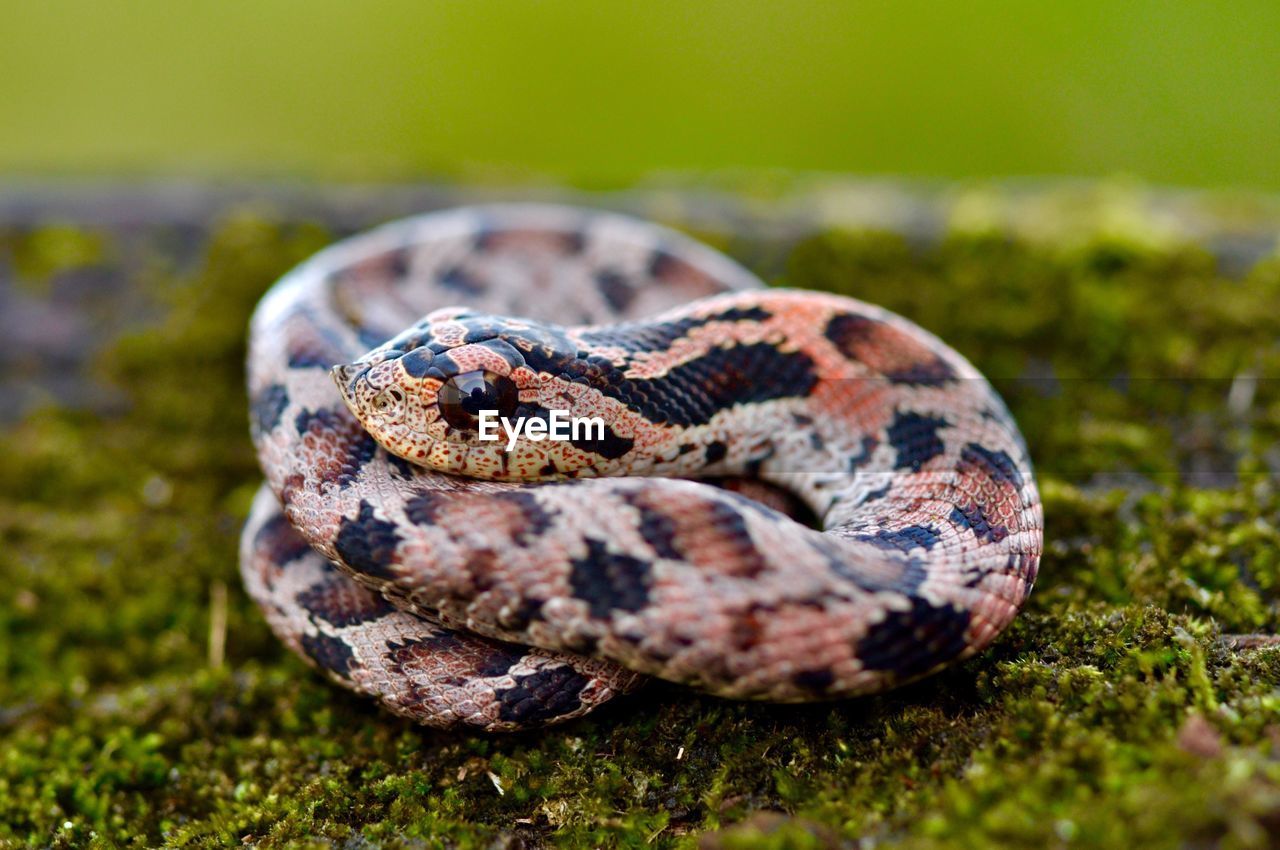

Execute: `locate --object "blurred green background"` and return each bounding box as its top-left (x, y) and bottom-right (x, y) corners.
top-left (3, 0), bottom-right (1279, 189)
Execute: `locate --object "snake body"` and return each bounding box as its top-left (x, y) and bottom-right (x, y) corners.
top-left (240, 205), bottom-right (1042, 731)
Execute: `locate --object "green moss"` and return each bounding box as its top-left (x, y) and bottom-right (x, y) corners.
top-left (1, 190), bottom-right (1278, 848)
top-left (4, 223), bottom-right (107, 294)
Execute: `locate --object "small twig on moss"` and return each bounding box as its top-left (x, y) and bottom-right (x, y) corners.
top-left (208, 581), bottom-right (227, 668)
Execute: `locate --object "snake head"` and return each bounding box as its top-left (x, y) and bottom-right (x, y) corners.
top-left (333, 310), bottom-right (638, 480)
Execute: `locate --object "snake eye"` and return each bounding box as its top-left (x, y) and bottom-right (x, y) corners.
top-left (370, 388), bottom-right (404, 413)
top-left (438, 370), bottom-right (517, 431)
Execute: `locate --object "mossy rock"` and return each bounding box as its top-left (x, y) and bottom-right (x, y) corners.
top-left (1, 183), bottom-right (1278, 848)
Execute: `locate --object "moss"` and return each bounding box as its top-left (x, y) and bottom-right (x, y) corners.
top-left (1, 189), bottom-right (1278, 848)
top-left (4, 223), bottom-right (107, 294)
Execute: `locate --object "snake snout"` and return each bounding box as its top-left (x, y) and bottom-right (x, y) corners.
top-left (330, 363), bottom-right (367, 396)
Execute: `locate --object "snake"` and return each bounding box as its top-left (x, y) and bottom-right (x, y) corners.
top-left (239, 204), bottom-right (1043, 732)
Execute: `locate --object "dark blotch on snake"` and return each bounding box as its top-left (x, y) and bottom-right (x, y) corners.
top-left (847, 436), bottom-right (878, 470)
top-left (333, 433), bottom-right (379, 488)
top-left (858, 482), bottom-right (893, 504)
top-left (503, 325), bottom-right (764, 423)
top-left (292, 409), bottom-right (379, 487)
top-left (301, 632), bottom-right (356, 678)
top-left (499, 595), bottom-right (547, 631)
top-left (855, 597), bottom-right (972, 679)
top-left (439, 265), bottom-right (486, 295)
top-left (699, 498), bottom-right (768, 577)
top-left (617, 342), bottom-right (816, 428)
top-left (334, 501), bottom-right (404, 581)
top-left (569, 538), bottom-right (653, 619)
top-left (383, 636), bottom-right (518, 698)
top-left (885, 357), bottom-right (957, 386)
top-left (620, 493), bottom-right (682, 561)
top-left (595, 269), bottom-right (634, 311)
top-left (385, 452), bottom-right (417, 481)
top-left (561, 229), bottom-right (587, 254)
top-left (569, 422), bottom-right (634, 460)
top-left (385, 246), bottom-right (412, 278)
top-left (474, 338), bottom-right (528, 367)
top-left (293, 407), bottom-right (346, 436)
top-left (824, 314), bottom-right (957, 386)
top-left (1008, 554), bottom-right (1038, 598)
top-left (495, 666), bottom-right (589, 724)
top-left (949, 504), bottom-right (1009, 544)
top-left (287, 349), bottom-right (334, 370)
top-left (817, 537), bottom-right (927, 595)
top-left (253, 512), bottom-right (313, 567)
top-left (491, 489), bottom-right (557, 545)
top-left (960, 443), bottom-right (1025, 488)
top-left (855, 524), bottom-right (942, 554)
top-left (297, 576), bottom-right (396, 628)
top-left (403, 489), bottom-right (556, 547)
top-left (823, 313), bottom-right (881, 355)
top-left (400, 348), bottom-right (435, 378)
top-left (649, 246), bottom-right (724, 285)
top-left (404, 492), bottom-right (446, 526)
top-left (708, 305), bottom-right (773, 324)
top-left (476, 652), bottom-right (519, 678)
top-left (251, 383), bottom-right (289, 435)
top-left (887, 411), bottom-right (949, 471)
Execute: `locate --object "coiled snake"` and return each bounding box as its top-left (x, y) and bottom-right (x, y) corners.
top-left (240, 204), bottom-right (1043, 731)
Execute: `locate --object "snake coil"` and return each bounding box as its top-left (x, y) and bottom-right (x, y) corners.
top-left (240, 205), bottom-right (1042, 731)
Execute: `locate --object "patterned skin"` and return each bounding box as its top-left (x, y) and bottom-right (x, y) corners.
top-left (241, 204), bottom-right (1043, 731)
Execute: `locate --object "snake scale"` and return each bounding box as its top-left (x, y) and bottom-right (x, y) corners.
top-left (240, 204), bottom-right (1043, 731)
